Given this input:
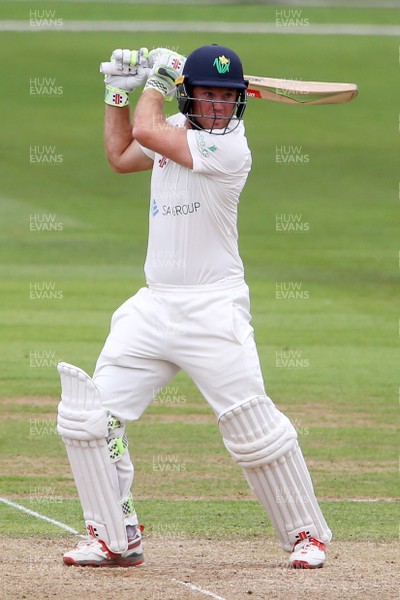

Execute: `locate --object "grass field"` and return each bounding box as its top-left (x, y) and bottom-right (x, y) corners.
top-left (0, 2), bottom-right (399, 599)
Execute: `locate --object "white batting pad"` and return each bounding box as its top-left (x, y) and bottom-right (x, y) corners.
top-left (57, 362), bottom-right (129, 553)
top-left (218, 396), bottom-right (332, 551)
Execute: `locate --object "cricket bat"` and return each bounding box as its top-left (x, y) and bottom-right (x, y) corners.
top-left (100, 62), bottom-right (358, 105)
top-left (245, 75), bottom-right (358, 105)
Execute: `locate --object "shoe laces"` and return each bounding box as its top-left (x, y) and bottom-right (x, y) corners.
top-left (294, 537), bottom-right (325, 552)
top-left (75, 536), bottom-right (99, 549)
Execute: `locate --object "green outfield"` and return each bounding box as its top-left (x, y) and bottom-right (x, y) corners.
top-left (0, 0), bottom-right (398, 553)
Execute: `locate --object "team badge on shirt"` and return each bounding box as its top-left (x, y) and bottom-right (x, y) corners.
top-left (196, 132), bottom-right (218, 158)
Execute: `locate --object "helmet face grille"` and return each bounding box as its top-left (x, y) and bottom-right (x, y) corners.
top-left (177, 83), bottom-right (247, 134)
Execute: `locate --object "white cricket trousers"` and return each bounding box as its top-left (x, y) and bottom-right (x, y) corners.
top-left (93, 277), bottom-right (267, 421)
top-left (93, 278), bottom-right (268, 524)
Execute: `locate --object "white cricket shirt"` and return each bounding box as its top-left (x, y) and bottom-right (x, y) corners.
top-left (141, 113), bottom-right (252, 285)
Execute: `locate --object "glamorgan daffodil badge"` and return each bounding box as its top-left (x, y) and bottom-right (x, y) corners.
top-left (213, 55), bottom-right (230, 74)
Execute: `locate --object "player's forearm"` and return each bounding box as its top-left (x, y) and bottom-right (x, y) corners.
top-left (132, 89), bottom-right (192, 169)
top-left (104, 105), bottom-right (134, 172)
top-left (132, 89), bottom-right (173, 148)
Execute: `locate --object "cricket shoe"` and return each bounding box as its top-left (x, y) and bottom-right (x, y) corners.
top-left (288, 536), bottom-right (326, 569)
top-left (63, 525), bottom-right (144, 568)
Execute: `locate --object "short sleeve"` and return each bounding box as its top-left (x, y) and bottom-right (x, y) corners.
top-left (139, 144), bottom-right (155, 160)
top-left (187, 125), bottom-right (251, 176)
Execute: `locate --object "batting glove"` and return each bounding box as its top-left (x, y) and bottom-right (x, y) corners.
top-left (143, 49), bottom-right (186, 101)
top-left (104, 47), bottom-right (149, 107)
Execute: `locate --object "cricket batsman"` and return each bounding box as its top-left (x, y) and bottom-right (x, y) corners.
top-left (57, 44), bottom-right (332, 569)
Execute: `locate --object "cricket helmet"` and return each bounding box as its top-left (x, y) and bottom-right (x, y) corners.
top-left (176, 44), bottom-right (248, 133)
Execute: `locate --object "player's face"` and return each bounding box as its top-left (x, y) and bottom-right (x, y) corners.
top-left (191, 87), bottom-right (238, 130)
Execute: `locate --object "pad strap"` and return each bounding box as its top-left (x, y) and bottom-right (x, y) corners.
top-left (121, 493), bottom-right (135, 518)
top-left (108, 434), bottom-right (128, 463)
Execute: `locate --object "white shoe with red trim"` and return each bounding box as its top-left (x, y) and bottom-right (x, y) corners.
top-left (289, 536), bottom-right (326, 569)
top-left (63, 525), bottom-right (144, 567)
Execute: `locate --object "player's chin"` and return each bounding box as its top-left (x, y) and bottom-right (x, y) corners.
top-left (200, 116), bottom-right (218, 128)
top-left (212, 117), bottom-right (231, 130)
top-left (197, 116), bottom-right (229, 132)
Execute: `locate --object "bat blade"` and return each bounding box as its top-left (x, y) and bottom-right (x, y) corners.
top-left (245, 75), bottom-right (358, 105)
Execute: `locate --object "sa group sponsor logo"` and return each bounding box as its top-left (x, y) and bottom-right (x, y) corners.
top-left (152, 199), bottom-right (201, 217)
top-left (162, 202), bottom-right (201, 217)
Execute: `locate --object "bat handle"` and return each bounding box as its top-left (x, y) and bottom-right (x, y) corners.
top-left (100, 62), bottom-right (120, 75)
